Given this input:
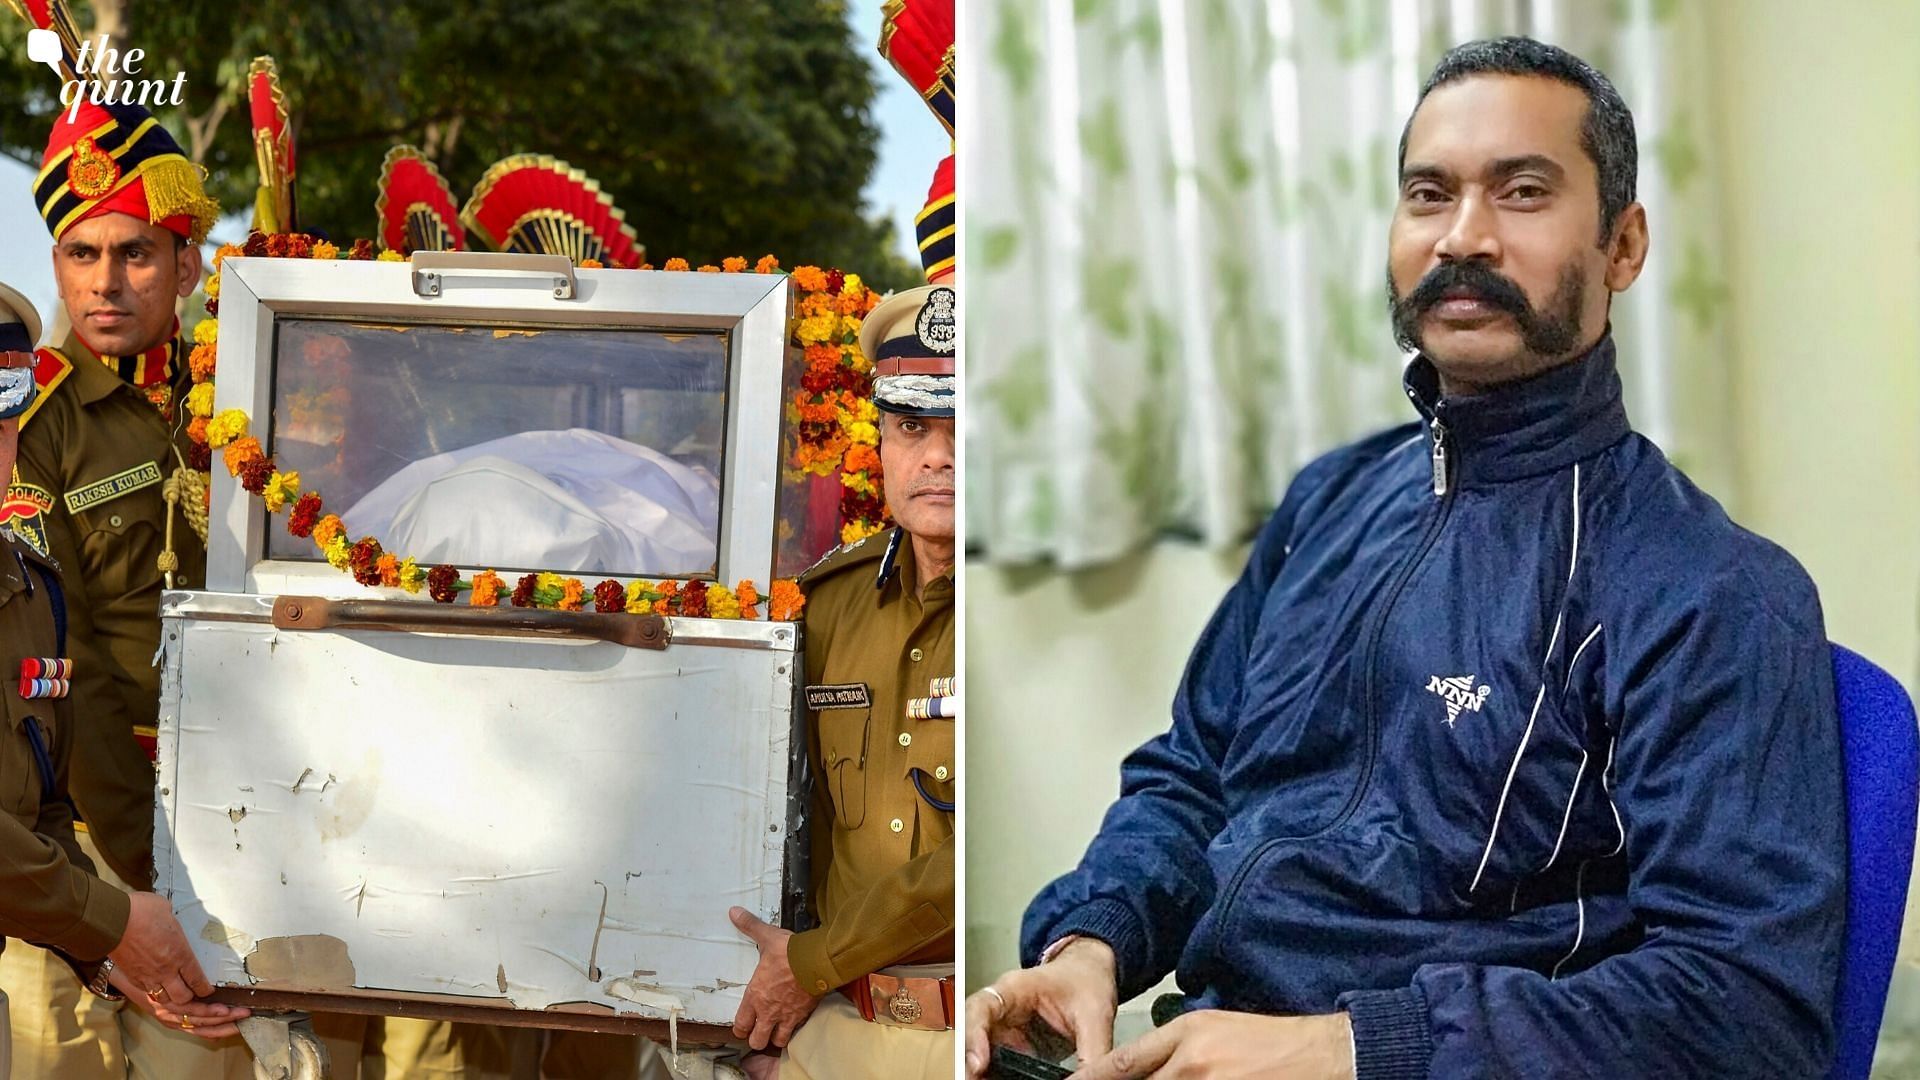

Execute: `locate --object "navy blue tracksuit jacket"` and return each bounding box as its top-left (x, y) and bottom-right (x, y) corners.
top-left (1022, 337), bottom-right (1845, 1078)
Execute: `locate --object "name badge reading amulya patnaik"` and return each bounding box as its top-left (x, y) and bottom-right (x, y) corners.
top-left (807, 683), bottom-right (872, 710)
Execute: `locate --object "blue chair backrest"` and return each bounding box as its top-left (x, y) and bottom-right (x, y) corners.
top-left (1830, 643), bottom-right (1919, 1079)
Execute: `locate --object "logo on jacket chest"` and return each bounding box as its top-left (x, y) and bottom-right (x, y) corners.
top-left (1426, 674), bottom-right (1492, 727)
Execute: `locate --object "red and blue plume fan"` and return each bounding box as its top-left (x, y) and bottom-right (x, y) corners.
top-left (376, 145), bottom-right (466, 254)
top-left (459, 154), bottom-right (645, 268)
top-left (3, 0), bottom-right (85, 83)
top-left (879, 0), bottom-right (954, 136)
top-left (248, 56), bottom-right (298, 234)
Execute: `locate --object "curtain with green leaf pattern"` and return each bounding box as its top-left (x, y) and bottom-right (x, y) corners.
top-left (968, 0), bottom-right (1736, 567)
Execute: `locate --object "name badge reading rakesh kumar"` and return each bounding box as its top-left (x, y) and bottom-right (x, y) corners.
top-left (806, 683), bottom-right (872, 710)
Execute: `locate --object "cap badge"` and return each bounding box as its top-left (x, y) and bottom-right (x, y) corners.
top-left (914, 286), bottom-right (957, 355)
top-left (68, 135), bottom-right (120, 200)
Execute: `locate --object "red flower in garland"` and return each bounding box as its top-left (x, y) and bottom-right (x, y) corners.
top-left (510, 573), bottom-right (539, 608)
top-left (348, 239), bottom-right (376, 261)
top-left (347, 537), bottom-right (384, 586)
top-left (187, 442), bottom-right (212, 472)
top-left (427, 564), bottom-right (460, 603)
top-left (825, 269), bottom-right (846, 294)
top-left (242, 231), bottom-right (269, 257)
top-left (592, 579), bottom-right (624, 613)
top-left (287, 492), bottom-right (323, 538)
top-left (679, 581), bottom-right (709, 618)
top-left (239, 456), bottom-right (275, 494)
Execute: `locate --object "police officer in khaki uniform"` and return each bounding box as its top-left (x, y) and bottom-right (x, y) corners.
top-left (727, 282), bottom-right (957, 1080)
top-left (0, 85), bottom-right (260, 1077)
top-left (0, 282), bottom-right (249, 1076)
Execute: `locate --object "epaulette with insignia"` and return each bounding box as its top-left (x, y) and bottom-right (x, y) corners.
top-left (22, 347), bottom-right (74, 429)
top-left (796, 531), bottom-right (890, 587)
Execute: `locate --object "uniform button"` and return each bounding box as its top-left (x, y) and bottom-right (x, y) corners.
top-left (826, 751), bottom-right (838, 766)
top-left (108, 515), bottom-right (123, 528)
top-left (935, 766), bottom-right (949, 781)
top-left (889, 818), bottom-right (903, 833)
top-left (910, 648), bottom-right (923, 662)
top-left (814, 979), bottom-right (828, 992)
top-left (898, 733), bottom-right (911, 747)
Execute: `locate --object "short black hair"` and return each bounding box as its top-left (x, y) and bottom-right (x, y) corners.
top-left (1399, 36), bottom-right (1637, 242)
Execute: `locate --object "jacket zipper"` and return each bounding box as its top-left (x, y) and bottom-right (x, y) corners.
top-left (1208, 413), bottom-right (1458, 953)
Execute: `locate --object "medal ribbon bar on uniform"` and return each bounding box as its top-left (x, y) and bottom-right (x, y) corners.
top-left (20, 657), bottom-right (73, 699)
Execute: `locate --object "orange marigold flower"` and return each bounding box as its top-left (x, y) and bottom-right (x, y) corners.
top-left (804, 343), bottom-right (841, 367)
top-left (836, 292), bottom-right (865, 316)
top-left (654, 579), bottom-right (680, 600)
top-left (723, 256), bottom-right (748, 273)
top-left (768, 580), bottom-right (805, 621)
top-left (664, 258), bottom-right (690, 272)
top-left (843, 444), bottom-right (881, 475)
top-left (375, 553), bottom-right (401, 588)
top-left (187, 416), bottom-right (210, 445)
top-left (311, 514), bottom-right (345, 549)
top-left (579, 258), bottom-right (604, 269)
top-left (736, 581), bottom-right (760, 609)
top-left (790, 266), bottom-right (828, 293)
top-left (559, 577), bottom-right (586, 611)
top-left (755, 255), bottom-right (781, 274)
top-left (638, 262), bottom-right (656, 271)
top-left (470, 570), bottom-right (504, 607)
top-left (697, 264), bottom-right (720, 273)
top-left (222, 436), bottom-right (264, 477)
top-left (188, 342), bottom-right (217, 383)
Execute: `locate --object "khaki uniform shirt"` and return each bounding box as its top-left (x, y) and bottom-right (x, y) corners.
top-left (787, 530), bottom-right (956, 995)
top-left (0, 526), bottom-right (131, 960)
top-left (9, 330), bottom-right (205, 889)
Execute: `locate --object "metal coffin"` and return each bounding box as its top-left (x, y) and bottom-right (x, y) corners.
top-left (151, 253), bottom-right (815, 1033)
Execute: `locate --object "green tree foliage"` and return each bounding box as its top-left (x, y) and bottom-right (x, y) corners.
top-left (0, 0), bottom-right (916, 288)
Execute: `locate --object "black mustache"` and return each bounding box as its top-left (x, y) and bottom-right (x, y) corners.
top-left (1401, 261), bottom-right (1532, 320)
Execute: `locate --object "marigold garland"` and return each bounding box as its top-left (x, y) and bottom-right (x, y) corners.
top-left (183, 232), bottom-right (859, 622)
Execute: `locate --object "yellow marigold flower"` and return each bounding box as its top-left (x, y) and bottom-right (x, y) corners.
top-left (397, 558), bottom-right (425, 594)
top-left (842, 274), bottom-right (864, 298)
top-left (706, 583), bottom-right (739, 619)
top-left (312, 514), bottom-right (345, 549)
top-left (261, 470), bottom-right (300, 513)
top-left (664, 258), bottom-right (690, 272)
top-left (206, 409), bottom-right (249, 448)
top-left (192, 319), bottom-right (218, 346)
top-left (722, 256), bottom-right (748, 273)
top-left (184, 382), bottom-right (216, 419)
top-left (323, 535), bottom-right (351, 569)
top-left (845, 421), bottom-right (878, 447)
top-left (222, 436), bottom-right (264, 477)
top-left (853, 397), bottom-right (878, 423)
top-left (755, 255), bottom-right (781, 274)
top-left (376, 249), bottom-right (405, 262)
top-left (204, 273), bottom-right (220, 301)
top-left (798, 313), bottom-right (838, 345)
top-left (536, 571), bottom-right (566, 592)
top-left (838, 315), bottom-right (862, 340)
top-left (212, 243), bottom-right (244, 270)
top-left (313, 240), bottom-right (339, 260)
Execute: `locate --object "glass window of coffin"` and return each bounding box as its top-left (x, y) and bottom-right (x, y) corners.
top-left (265, 318), bottom-right (728, 579)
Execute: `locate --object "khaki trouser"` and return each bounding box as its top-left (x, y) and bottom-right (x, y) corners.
top-left (367, 1019), bottom-right (658, 1079)
top-left (0, 828), bottom-right (259, 1079)
top-left (778, 992), bottom-right (952, 1080)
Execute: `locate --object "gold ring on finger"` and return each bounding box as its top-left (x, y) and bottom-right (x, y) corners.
top-left (147, 988), bottom-right (166, 1002)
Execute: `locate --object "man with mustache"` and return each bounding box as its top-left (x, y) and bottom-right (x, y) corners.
top-left (969, 36), bottom-right (1844, 1079)
top-left (0, 96), bottom-right (260, 1077)
top-left (728, 282), bottom-right (957, 1079)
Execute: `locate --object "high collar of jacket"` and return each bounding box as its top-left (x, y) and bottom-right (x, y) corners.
top-left (1401, 332), bottom-right (1632, 488)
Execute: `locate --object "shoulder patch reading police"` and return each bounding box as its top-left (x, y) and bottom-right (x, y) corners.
top-left (806, 683), bottom-right (873, 710)
top-left (65, 461), bottom-right (163, 515)
top-left (1, 476), bottom-right (53, 558)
